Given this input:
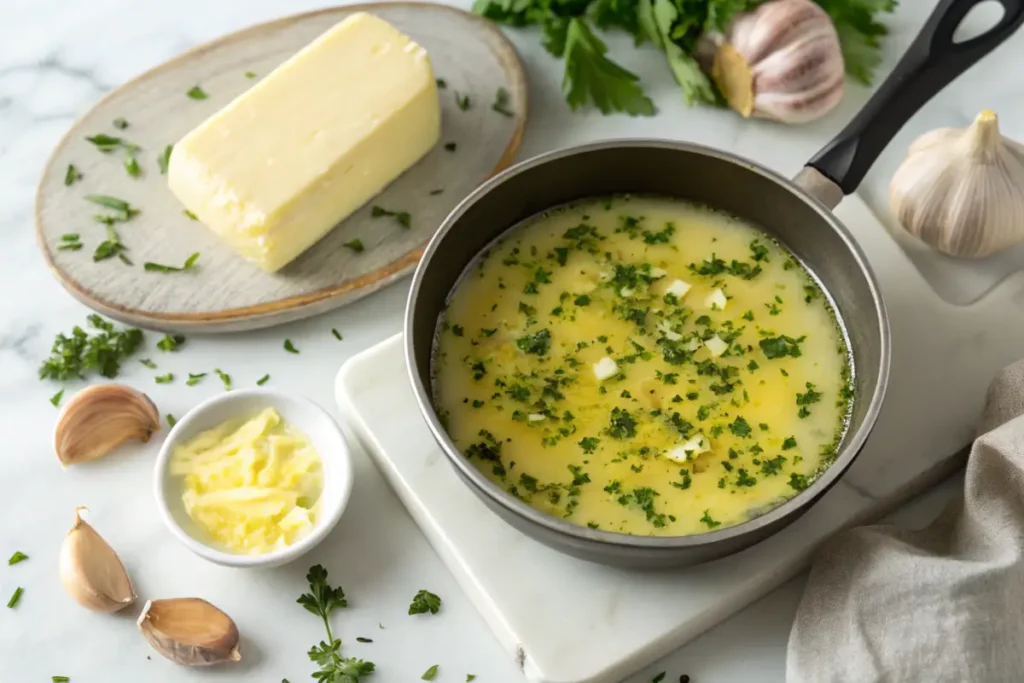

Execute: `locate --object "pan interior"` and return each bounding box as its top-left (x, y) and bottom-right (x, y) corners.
top-left (408, 143), bottom-right (885, 547)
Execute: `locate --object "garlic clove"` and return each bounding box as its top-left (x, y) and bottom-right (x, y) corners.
top-left (138, 598), bottom-right (242, 666)
top-left (54, 383), bottom-right (159, 465)
top-left (707, 0), bottom-right (844, 123)
top-left (59, 506), bottom-right (136, 612)
top-left (890, 110), bottom-right (1024, 259)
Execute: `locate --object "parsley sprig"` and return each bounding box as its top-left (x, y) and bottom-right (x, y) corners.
top-left (408, 590), bottom-right (442, 615)
top-left (473, 0), bottom-right (895, 115)
top-left (298, 565), bottom-right (375, 683)
top-left (39, 315), bottom-right (143, 381)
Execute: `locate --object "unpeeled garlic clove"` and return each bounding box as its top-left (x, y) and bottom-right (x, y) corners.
top-left (890, 110), bottom-right (1024, 259)
top-left (54, 383), bottom-right (159, 465)
top-left (704, 0), bottom-right (845, 123)
top-left (138, 598), bottom-right (242, 666)
top-left (59, 506), bottom-right (136, 612)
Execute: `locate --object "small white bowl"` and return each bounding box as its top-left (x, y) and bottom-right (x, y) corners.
top-left (154, 389), bottom-right (353, 568)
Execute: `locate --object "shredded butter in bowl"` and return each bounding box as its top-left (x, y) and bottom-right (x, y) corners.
top-left (169, 407), bottom-right (323, 555)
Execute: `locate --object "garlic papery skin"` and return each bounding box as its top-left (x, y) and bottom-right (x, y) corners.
top-left (890, 110), bottom-right (1024, 259)
top-left (707, 0), bottom-right (844, 123)
top-left (53, 383), bottom-right (160, 465)
top-left (59, 507), bottom-right (136, 613)
top-left (138, 598), bottom-right (242, 666)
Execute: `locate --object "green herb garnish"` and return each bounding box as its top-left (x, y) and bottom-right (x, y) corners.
top-left (436, 78), bottom-right (447, 88)
top-left (257, 374), bottom-right (270, 386)
top-left (183, 210), bottom-right (198, 220)
top-left (39, 315), bottom-right (144, 381)
top-left (155, 373), bottom-right (174, 384)
top-left (85, 194), bottom-right (134, 214)
top-left (332, 329), bottom-right (343, 341)
top-left (214, 368), bottom-right (231, 390)
top-left (343, 239), bottom-right (365, 253)
top-left (759, 335), bottom-right (803, 359)
top-left (7, 587), bottom-right (23, 608)
top-left (492, 87), bottom-right (514, 116)
top-left (186, 85), bottom-right (208, 100)
top-left (422, 665), bottom-right (440, 681)
top-left (444, 142), bottom-right (457, 152)
top-left (782, 436), bottom-right (797, 450)
top-left (606, 407), bottom-right (637, 439)
top-left (158, 144), bottom-right (173, 174)
top-left (370, 205), bottom-right (411, 228)
top-left (50, 389), bottom-right (64, 407)
top-left (652, 673), bottom-right (666, 683)
top-left (515, 328), bottom-right (551, 355)
top-left (58, 233), bottom-right (83, 251)
top-left (166, 414), bottom-right (177, 427)
top-left (789, 473), bottom-right (809, 491)
top-left (52, 677), bottom-right (69, 682)
top-left (144, 252), bottom-right (199, 272)
top-left (429, 188), bottom-right (444, 195)
top-left (157, 334), bottom-right (185, 352)
top-left (409, 589), bottom-right (442, 615)
top-left (284, 339), bottom-right (299, 354)
top-left (64, 164), bottom-right (83, 186)
top-left (245, 71), bottom-right (257, 78)
top-left (8, 551), bottom-right (28, 565)
top-left (85, 134), bottom-right (138, 153)
top-left (298, 565), bottom-right (375, 683)
top-left (455, 91), bottom-right (471, 110)
top-left (113, 117), bottom-right (129, 129)
top-left (699, 510), bottom-right (721, 529)
top-left (92, 224), bottom-right (129, 263)
top-left (186, 372), bottom-right (206, 386)
top-left (124, 155), bottom-right (141, 178)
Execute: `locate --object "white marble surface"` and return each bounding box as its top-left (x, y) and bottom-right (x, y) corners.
top-left (2, 0), bottom-right (1021, 681)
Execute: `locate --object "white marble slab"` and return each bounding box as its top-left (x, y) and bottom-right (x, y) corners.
top-left (334, 193), bottom-right (1020, 683)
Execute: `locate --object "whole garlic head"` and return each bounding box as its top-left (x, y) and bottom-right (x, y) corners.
top-left (890, 110), bottom-right (1024, 259)
top-left (707, 0), bottom-right (845, 123)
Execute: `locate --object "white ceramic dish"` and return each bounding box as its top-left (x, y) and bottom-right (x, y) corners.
top-left (153, 388), bottom-right (352, 568)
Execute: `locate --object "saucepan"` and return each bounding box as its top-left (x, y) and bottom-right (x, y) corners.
top-left (405, 0), bottom-right (1024, 568)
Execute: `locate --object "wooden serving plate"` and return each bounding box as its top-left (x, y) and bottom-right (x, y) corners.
top-left (36, 3), bottom-right (526, 333)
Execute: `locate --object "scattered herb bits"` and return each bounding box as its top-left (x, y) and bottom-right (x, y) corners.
top-left (39, 315), bottom-right (144, 381)
top-left (409, 589), bottom-right (441, 615)
top-left (113, 117), bottom-right (129, 129)
top-left (50, 389), bottom-right (64, 407)
top-left (422, 665), bottom-right (440, 681)
top-left (284, 339), bottom-right (299, 354)
top-left (57, 234), bottom-right (83, 251)
top-left (343, 238), bottom-right (365, 253)
top-left (455, 92), bottom-right (471, 111)
top-left (492, 87), bottom-right (514, 117)
top-left (144, 252), bottom-right (200, 273)
top-left (429, 188), bottom-right (444, 195)
top-left (155, 373), bottom-right (174, 384)
top-left (186, 372), bottom-right (207, 386)
top-left (157, 334), bottom-right (185, 352)
top-left (139, 358), bottom-right (157, 369)
top-left (331, 329), bottom-right (343, 341)
top-left (244, 71), bottom-right (257, 79)
top-left (256, 374), bottom-right (270, 386)
top-left (183, 210), bottom-right (198, 220)
top-left (51, 677), bottom-right (70, 682)
top-left (214, 369), bottom-right (232, 390)
top-left (8, 551), bottom-right (28, 565)
top-left (186, 85), bottom-right (208, 100)
top-left (158, 145), bottom-right (173, 174)
top-left (166, 414), bottom-right (177, 427)
top-left (64, 164), bottom-right (83, 186)
top-left (124, 155), bottom-right (142, 178)
top-left (7, 587), bottom-right (23, 608)
top-left (436, 78), bottom-right (447, 89)
top-left (356, 637), bottom-right (373, 643)
top-left (444, 142), bottom-right (457, 152)
top-left (85, 134), bottom-right (138, 154)
top-left (371, 205), bottom-right (411, 228)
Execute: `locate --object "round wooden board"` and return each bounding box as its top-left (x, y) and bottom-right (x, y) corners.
top-left (36, 3), bottom-right (526, 333)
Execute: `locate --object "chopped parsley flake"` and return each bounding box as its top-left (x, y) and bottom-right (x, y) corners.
top-left (789, 473), bottom-right (809, 491)
top-left (284, 339), bottom-right (299, 354)
top-left (700, 510), bottom-right (721, 529)
top-left (782, 436), bottom-right (797, 450)
top-left (371, 205), bottom-right (411, 228)
top-left (516, 328), bottom-right (551, 355)
top-left (579, 436), bottom-right (600, 453)
top-left (186, 85), bottom-right (208, 99)
top-left (760, 335), bottom-right (804, 359)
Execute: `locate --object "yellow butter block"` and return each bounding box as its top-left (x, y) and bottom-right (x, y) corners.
top-left (168, 12), bottom-right (441, 271)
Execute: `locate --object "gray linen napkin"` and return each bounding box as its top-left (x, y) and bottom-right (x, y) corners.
top-left (788, 360), bottom-right (1024, 683)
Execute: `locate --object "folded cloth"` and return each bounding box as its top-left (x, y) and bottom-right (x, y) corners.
top-left (788, 360), bottom-right (1024, 683)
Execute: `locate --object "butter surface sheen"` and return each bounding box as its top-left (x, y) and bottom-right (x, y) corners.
top-left (168, 12), bottom-right (441, 271)
top-left (170, 407), bottom-right (323, 554)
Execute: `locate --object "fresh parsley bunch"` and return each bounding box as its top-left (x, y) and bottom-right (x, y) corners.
top-left (298, 565), bottom-right (375, 683)
top-left (473, 0), bottom-right (896, 115)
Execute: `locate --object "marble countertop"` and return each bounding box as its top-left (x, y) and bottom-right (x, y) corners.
top-left (2, 0), bottom-right (1015, 680)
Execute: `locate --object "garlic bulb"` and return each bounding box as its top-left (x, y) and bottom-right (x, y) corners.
top-left (53, 384), bottom-right (159, 465)
top-left (138, 598), bottom-right (242, 666)
top-left (59, 507), bottom-right (136, 612)
top-left (890, 110), bottom-right (1024, 259)
top-left (705, 0), bottom-right (845, 123)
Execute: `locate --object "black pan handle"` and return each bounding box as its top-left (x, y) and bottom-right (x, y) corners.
top-left (807, 0), bottom-right (1024, 195)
